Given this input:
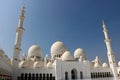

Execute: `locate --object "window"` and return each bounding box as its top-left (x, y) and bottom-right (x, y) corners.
top-left (25, 73), bottom-right (27, 80)
top-left (29, 73), bottom-right (31, 80)
top-left (36, 73), bottom-right (38, 79)
top-left (50, 73), bottom-right (52, 80)
top-left (65, 72), bottom-right (68, 80)
top-left (32, 74), bottom-right (35, 80)
top-left (91, 73), bottom-right (93, 78)
top-left (21, 73), bottom-right (24, 80)
top-left (47, 74), bottom-right (49, 80)
top-left (39, 73), bottom-right (42, 80)
top-left (43, 74), bottom-right (45, 80)
top-left (80, 71), bottom-right (83, 79)
top-left (71, 69), bottom-right (77, 79)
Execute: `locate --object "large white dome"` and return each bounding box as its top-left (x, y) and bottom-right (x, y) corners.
top-left (61, 51), bottom-right (74, 61)
top-left (51, 41), bottom-right (68, 57)
top-left (28, 45), bottom-right (42, 58)
top-left (74, 48), bottom-right (86, 59)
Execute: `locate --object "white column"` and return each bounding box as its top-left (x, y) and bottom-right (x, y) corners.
top-left (12, 5), bottom-right (25, 80)
top-left (102, 21), bottom-right (118, 80)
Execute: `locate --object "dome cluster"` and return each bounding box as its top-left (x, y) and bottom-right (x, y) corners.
top-left (19, 41), bottom-right (87, 69)
top-left (50, 41), bottom-right (86, 61)
top-left (91, 56), bottom-right (109, 68)
top-left (19, 45), bottom-right (42, 68)
top-left (26, 41), bottom-right (87, 61)
top-left (19, 41), bottom-right (120, 69)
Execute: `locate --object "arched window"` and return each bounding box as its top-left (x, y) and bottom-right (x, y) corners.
top-left (25, 73), bottom-right (27, 80)
top-left (91, 73), bottom-right (93, 78)
top-left (80, 71), bottom-right (83, 79)
top-left (21, 73), bottom-right (24, 80)
top-left (36, 73), bottom-right (38, 80)
top-left (65, 72), bottom-right (68, 80)
top-left (43, 74), bottom-right (45, 80)
top-left (50, 73), bottom-right (52, 80)
top-left (47, 74), bottom-right (49, 80)
top-left (39, 73), bottom-right (42, 80)
top-left (71, 69), bottom-right (77, 79)
top-left (53, 76), bottom-right (55, 80)
top-left (29, 73), bottom-right (31, 80)
top-left (98, 72), bottom-right (100, 78)
top-left (32, 73), bottom-right (35, 80)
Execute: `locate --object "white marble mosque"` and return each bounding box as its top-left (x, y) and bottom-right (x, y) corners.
top-left (0, 6), bottom-right (120, 80)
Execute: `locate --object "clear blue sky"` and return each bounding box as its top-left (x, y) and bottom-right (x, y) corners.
top-left (0, 0), bottom-right (120, 63)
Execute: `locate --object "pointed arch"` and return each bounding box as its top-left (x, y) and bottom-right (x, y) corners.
top-left (71, 68), bottom-right (77, 79)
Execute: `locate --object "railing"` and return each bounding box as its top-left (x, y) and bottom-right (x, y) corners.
top-left (61, 77), bottom-right (120, 80)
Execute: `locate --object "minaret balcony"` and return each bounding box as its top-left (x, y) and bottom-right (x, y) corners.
top-left (103, 29), bottom-right (108, 32)
top-left (104, 39), bottom-right (111, 42)
top-left (16, 27), bottom-right (25, 32)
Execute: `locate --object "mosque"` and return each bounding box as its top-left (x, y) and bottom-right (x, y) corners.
top-left (0, 6), bottom-right (120, 80)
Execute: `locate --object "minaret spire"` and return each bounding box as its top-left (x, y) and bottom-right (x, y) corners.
top-left (12, 5), bottom-right (25, 80)
top-left (102, 21), bottom-right (118, 80)
top-left (18, 5), bottom-right (25, 28)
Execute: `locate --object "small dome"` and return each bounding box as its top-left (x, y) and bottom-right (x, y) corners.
top-left (19, 61), bottom-right (27, 68)
top-left (28, 45), bottom-right (42, 58)
top-left (61, 51), bottom-right (74, 61)
top-left (51, 41), bottom-right (68, 57)
top-left (94, 63), bottom-right (101, 68)
top-left (74, 48), bottom-right (86, 59)
top-left (102, 63), bottom-right (108, 68)
top-left (47, 62), bottom-right (53, 69)
top-left (118, 61), bottom-right (120, 67)
top-left (33, 61), bottom-right (42, 68)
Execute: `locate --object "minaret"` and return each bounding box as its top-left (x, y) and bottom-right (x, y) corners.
top-left (12, 6), bottom-right (25, 80)
top-left (102, 21), bottom-right (118, 80)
